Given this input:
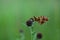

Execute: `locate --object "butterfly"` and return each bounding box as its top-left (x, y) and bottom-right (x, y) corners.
top-left (26, 16), bottom-right (48, 26)
top-left (33, 16), bottom-right (48, 24)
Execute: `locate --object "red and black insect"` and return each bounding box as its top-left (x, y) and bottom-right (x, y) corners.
top-left (26, 16), bottom-right (48, 26)
top-left (33, 16), bottom-right (48, 24)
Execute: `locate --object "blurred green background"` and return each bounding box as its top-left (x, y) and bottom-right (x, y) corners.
top-left (0, 0), bottom-right (60, 40)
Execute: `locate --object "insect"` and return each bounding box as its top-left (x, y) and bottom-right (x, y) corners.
top-left (33, 16), bottom-right (48, 24)
top-left (26, 16), bottom-right (48, 26)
